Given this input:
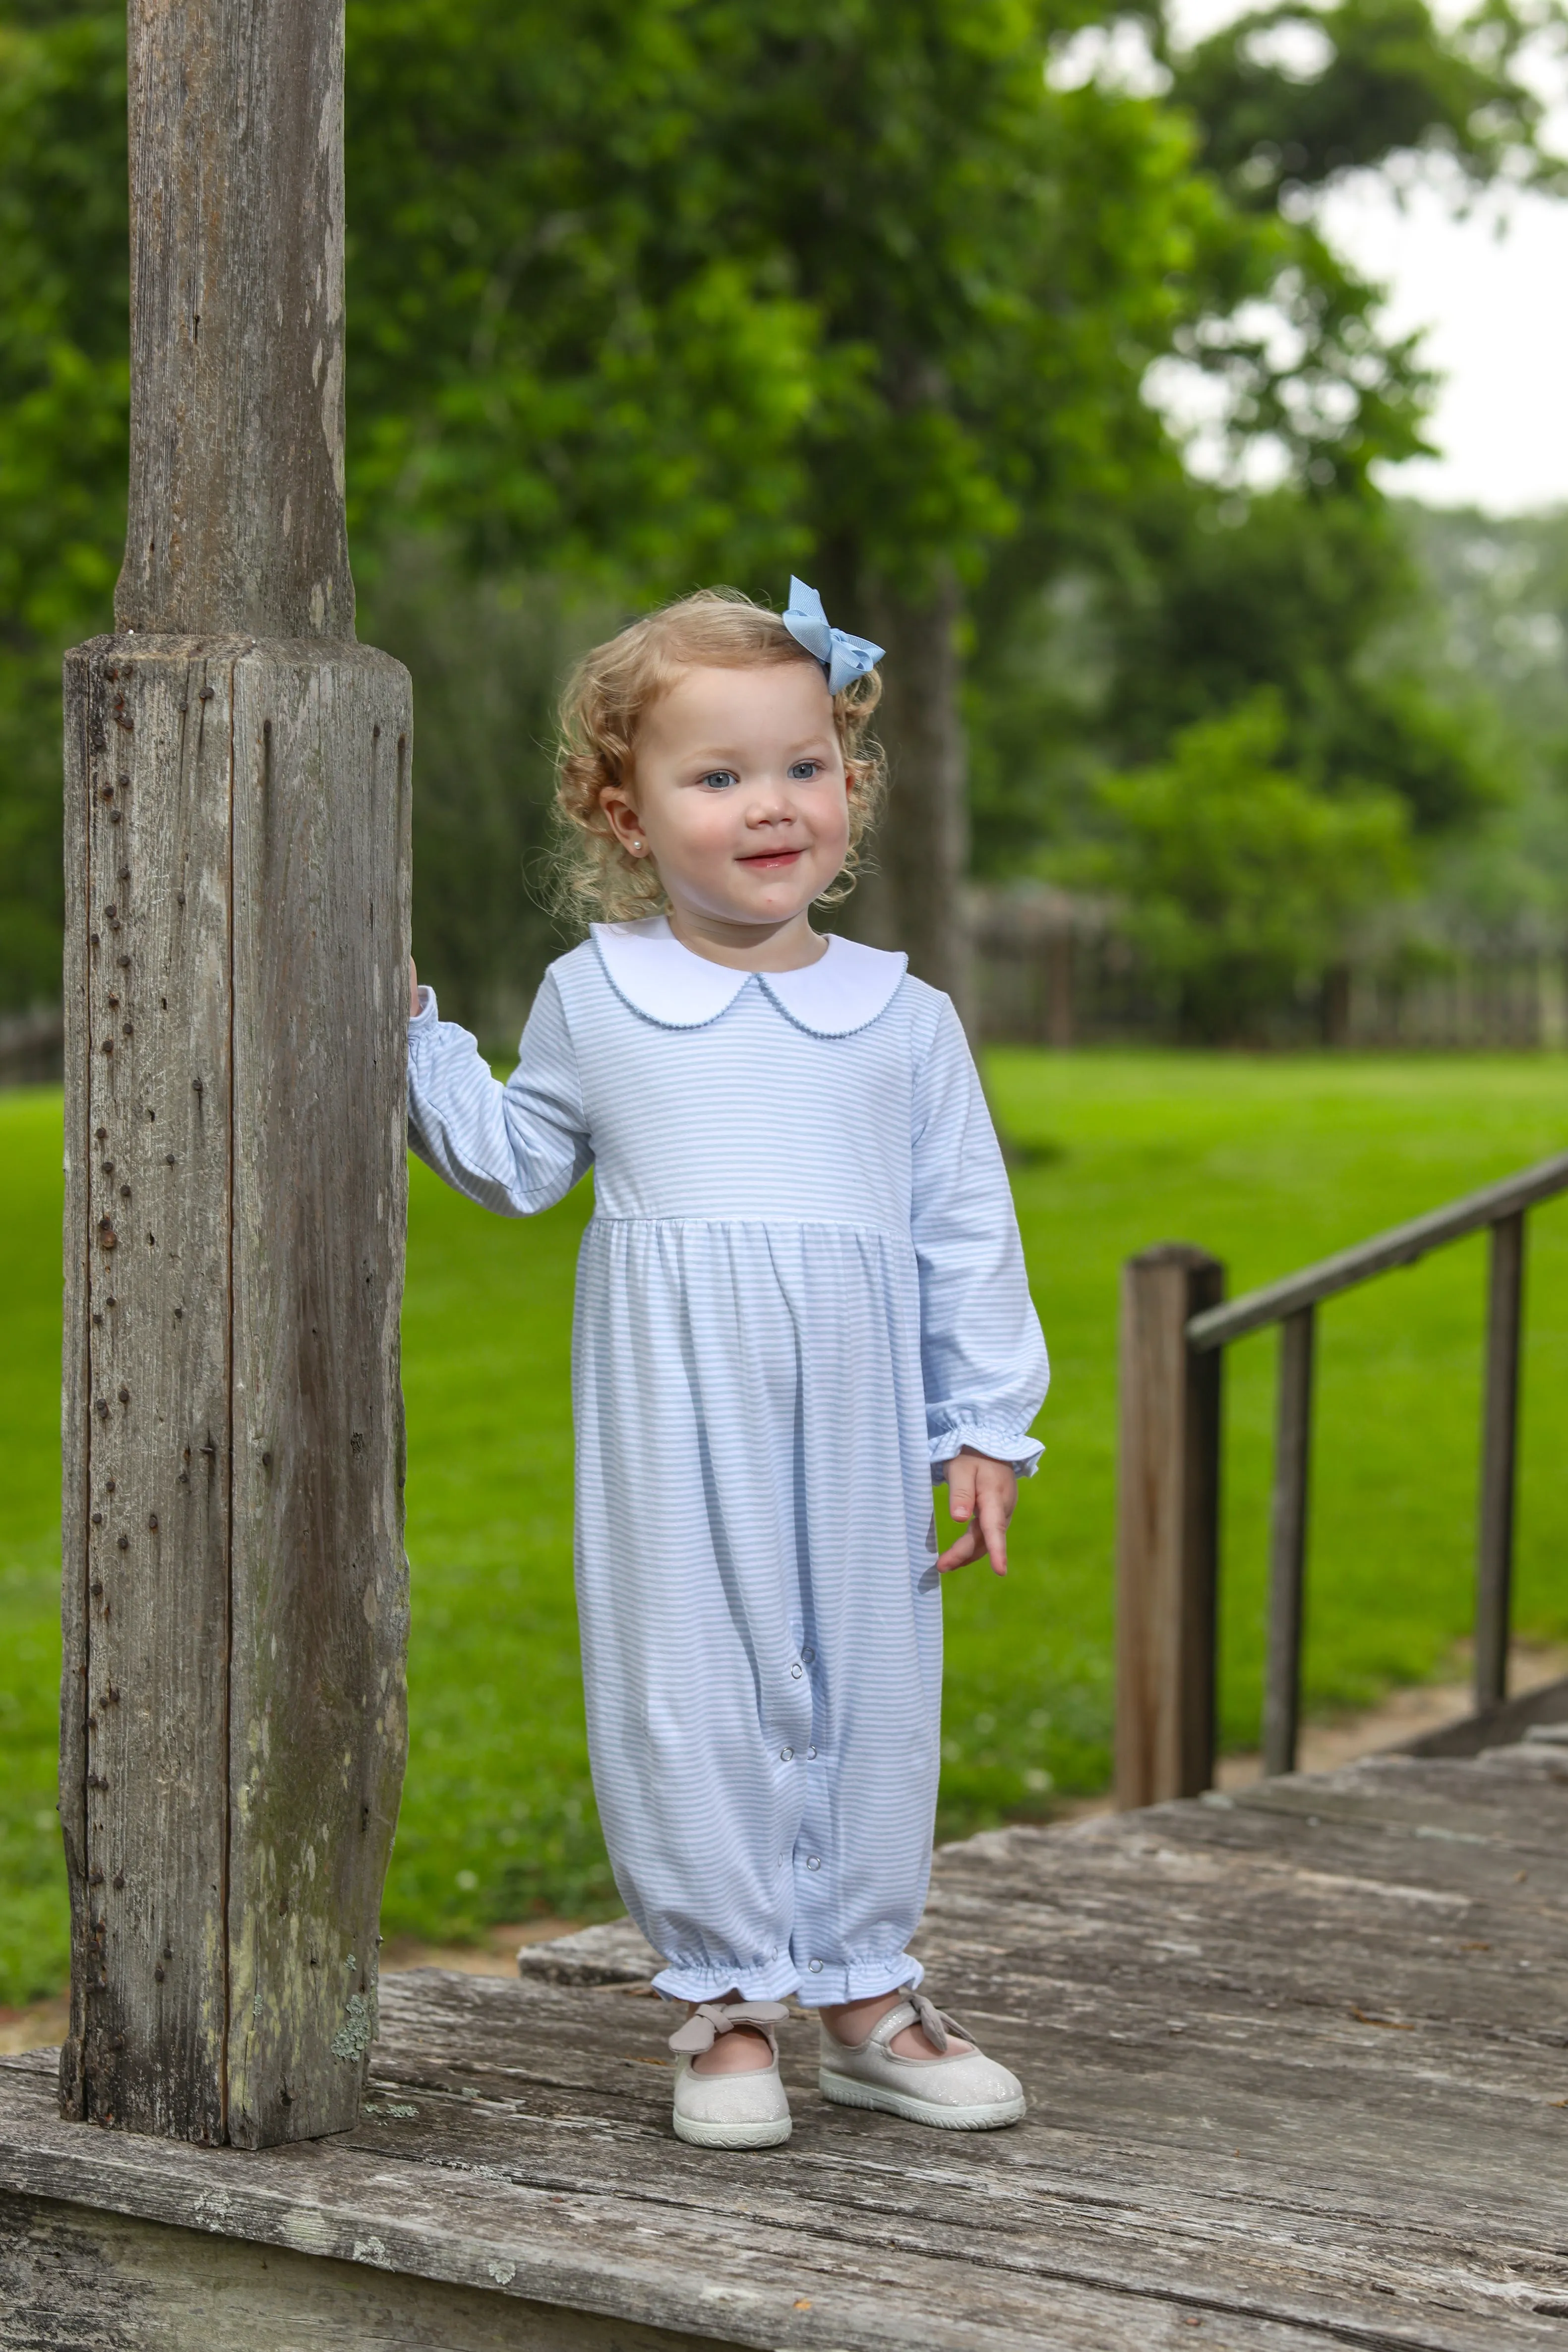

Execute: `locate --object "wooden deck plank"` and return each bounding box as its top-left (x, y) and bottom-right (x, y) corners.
top-left (0, 2193), bottom-right (726, 2352)
top-left (4, 1749), bottom-right (1567, 2350)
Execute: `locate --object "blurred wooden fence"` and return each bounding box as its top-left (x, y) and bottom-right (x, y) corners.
top-left (1340, 959), bottom-right (1568, 1050)
top-left (0, 1007), bottom-right (64, 1086)
top-left (970, 885), bottom-right (1568, 1050)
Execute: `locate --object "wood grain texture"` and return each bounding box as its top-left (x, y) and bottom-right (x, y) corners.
top-left (515, 1921), bottom-right (661, 1988)
top-left (1115, 1246), bottom-right (1224, 1809)
top-left (61, 636), bottom-right (246, 2140)
top-left (9, 1749), bottom-right (1568, 2350)
top-left (117, 0), bottom-right (354, 638)
top-left (0, 2194), bottom-right (730, 2352)
top-left (57, 654), bottom-right (92, 2126)
top-left (58, 636), bottom-right (410, 2147)
top-left (226, 644), bottom-right (412, 2148)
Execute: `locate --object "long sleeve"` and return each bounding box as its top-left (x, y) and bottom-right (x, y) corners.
top-left (909, 996), bottom-right (1049, 1478)
top-left (407, 971), bottom-right (592, 1216)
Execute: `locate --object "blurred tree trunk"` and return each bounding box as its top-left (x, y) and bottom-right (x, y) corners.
top-left (854, 565), bottom-right (975, 1039)
top-left (1322, 962), bottom-right (1352, 1047)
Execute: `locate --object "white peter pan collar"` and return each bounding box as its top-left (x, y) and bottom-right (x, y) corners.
top-left (591, 916), bottom-right (907, 1036)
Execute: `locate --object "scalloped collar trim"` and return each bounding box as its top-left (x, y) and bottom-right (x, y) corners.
top-left (591, 916), bottom-right (908, 1036)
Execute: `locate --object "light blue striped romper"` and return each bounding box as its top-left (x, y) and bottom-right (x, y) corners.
top-left (407, 915), bottom-right (1049, 2007)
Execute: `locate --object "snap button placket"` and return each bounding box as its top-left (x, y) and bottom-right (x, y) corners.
top-left (779, 1746), bottom-right (794, 1762)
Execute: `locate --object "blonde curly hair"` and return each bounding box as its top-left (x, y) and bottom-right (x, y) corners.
top-left (552, 587), bottom-right (886, 926)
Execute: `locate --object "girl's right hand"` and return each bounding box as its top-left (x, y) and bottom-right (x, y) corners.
top-left (935, 1449), bottom-right (1017, 1576)
top-left (409, 956), bottom-right (420, 1017)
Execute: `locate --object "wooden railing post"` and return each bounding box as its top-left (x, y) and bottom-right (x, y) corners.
top-left (1262, 1306), bottom-right (1315, 1777)
top-left (1115, 1246), bottom-right (1225, 1809)
top-left (1475, 1211), bottom-right (1526, 1712)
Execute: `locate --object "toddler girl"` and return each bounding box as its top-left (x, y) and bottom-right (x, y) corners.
top-left (407, 581), bottom-right (1049, 2148)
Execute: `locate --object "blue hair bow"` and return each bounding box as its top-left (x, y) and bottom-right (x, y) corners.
top-left (782, 577), bottom-right (885, 697)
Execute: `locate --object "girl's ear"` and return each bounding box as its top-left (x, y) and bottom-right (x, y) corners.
top-left (600, 787), bottom-right (649, 856)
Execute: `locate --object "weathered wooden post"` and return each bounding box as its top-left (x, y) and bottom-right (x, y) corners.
top-left (59, 0), bottom-right (411, 2146)
top-left (1261, 1305), bottom-right (1315, 1778)
top-left (1114, 1245), bottom-right (1224, 1809)
top-left (1473, 1210), bottom-right (1525, 1712)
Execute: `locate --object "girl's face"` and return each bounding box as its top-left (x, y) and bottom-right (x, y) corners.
top-left (603, 662), bottom-right (851, 939)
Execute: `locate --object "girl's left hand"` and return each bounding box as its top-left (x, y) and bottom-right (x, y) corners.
top-left (936, 1449), bottom-right (1017, 1577)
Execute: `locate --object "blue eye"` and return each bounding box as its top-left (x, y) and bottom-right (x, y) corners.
top-left (698, 769), bottom-right (739, 790)
top-left (787, 760), bottom-right (821, 780)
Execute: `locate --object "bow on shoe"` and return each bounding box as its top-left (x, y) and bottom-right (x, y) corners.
top-left (900, 1984), bottom-right (961, 2055)
top-left (667, 1999), bottom-right (791, 2056)
top-left (782, 578), bottom-right (885, 697)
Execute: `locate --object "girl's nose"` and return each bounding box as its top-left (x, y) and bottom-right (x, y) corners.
top-left (746, 781), bottom-right (799, 824)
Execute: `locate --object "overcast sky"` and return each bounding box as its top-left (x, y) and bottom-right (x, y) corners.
top-left (1167, 1), bottom-right (1568, 514)
top-left (1317, 176), bottom-right (1568, 513)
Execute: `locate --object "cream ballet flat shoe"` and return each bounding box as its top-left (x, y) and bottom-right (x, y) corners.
top-left (818, 1986), bottom-right (1025, 2131)
top-left (667, 1999), bottom-right (793, 2149)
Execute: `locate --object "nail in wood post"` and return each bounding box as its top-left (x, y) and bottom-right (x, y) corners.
top-left (59, 0), bottom-right (411, 2146)
top-left (1474, 1212), bottom-right (1526, 1712)
top-left (1115, 1246), bottom-right (1225, 1809)
top-left (1262, 1306), bottom-right (1315, 1778)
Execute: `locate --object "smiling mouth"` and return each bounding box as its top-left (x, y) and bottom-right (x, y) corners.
top-left (738, 846), bottom-right (804, 866)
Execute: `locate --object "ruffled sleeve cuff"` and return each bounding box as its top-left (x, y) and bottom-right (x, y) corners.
top-left (929, 1426), bottom-right (1045, 1482)
top-left (408, 982), bottom-right (439, 1042)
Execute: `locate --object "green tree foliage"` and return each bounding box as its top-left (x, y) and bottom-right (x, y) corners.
top-left (972, 482), bottom-right (1492, 862)
top-left (963, 0), bottom-right (1557, 898)
top-left (0, 1), bottom-right (127, 1005)
top-left (1072, 693), bottom-right (1411, 1038)
top-left (1380, 502), bottom-right (1568, 951)
top-left (1153, 0), bottom-right (1565, 488)
top-left (1168, 0), bottom-right (1565, 204)
top-left (346, 0), bottom-right (1225, 592)
top-left (344, 0), bottom-right (824, 587)
top-left (1393, 502), bottom-right (1568, 752)
top-left (710, 5), bottom-right (1216, 593)
top-left (0, 0), bottom-right (1562, 1027)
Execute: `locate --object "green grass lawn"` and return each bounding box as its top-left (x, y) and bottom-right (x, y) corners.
top-left (2, 1055), bottom-right (1565, 2004)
